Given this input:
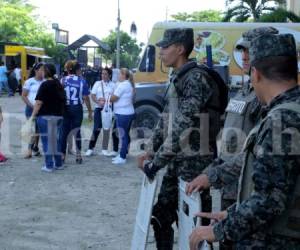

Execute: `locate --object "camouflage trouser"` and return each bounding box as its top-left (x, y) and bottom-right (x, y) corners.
top-left (234, 234), bottom-right (300, 250)
top-left (151, 163), bottom-right (212, 250)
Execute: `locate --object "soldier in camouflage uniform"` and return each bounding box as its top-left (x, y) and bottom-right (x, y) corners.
top-left (189, 33), bottom-right (300, 250)
top-left (186, 27), bottom-right (278, 213)
top-left (138, 28), bottom-right (223, 249)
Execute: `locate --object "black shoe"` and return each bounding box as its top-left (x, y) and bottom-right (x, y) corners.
top-left (76, 158), bottom-right (83, 164)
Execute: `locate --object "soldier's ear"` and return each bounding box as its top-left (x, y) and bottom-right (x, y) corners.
top-left (177, 44), bottom-right (186, 57)
top-left (250, 66), bottom-right (261, 84)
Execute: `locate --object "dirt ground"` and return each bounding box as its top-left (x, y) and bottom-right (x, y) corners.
top-left (0, 96), bottom-right (220, 250)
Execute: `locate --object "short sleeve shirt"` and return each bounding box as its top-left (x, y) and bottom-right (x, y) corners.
top-left (61, 75), bottom-right (90, 106)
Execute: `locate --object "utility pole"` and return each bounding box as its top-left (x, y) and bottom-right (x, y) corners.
top-left (116, 0), bottom-right (121, 69)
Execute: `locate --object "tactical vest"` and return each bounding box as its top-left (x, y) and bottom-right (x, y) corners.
top-left (175, 65), bottom-right (222, 155)
top-left (237, 102), bottom-right (300, 240)
top-left (219, 85), bottom-right (261, 162)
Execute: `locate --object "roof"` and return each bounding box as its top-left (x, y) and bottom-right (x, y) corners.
top-left (67, 34), bottom-right (110, 51)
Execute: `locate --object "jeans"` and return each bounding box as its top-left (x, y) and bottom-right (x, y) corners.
top-left (115, 114), bottom-right (135, 159)
top-left (88, 108), bottom-right (110, 150)
top-left (61, 105), bottom-right (83, 155)
top-left (0, 80), bottom-right (9, 95)
top-left (37, 116), bottom-right (63, 168)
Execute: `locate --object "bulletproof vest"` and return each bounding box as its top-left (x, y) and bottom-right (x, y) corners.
top-left (219, 84), bottom-right (261, 162)
top-left (174, 64), bottom-right (222, 155)
top-left (237, 102), bottom-right (300, 240)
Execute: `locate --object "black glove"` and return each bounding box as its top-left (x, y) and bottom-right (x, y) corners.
top-left (143, 161), bottom-right (159, 181)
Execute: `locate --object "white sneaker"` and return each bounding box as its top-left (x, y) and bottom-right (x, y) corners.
top-left (112, 157), bottom-right (126, 165)
top-left (41, 166), bottom-right (53, 173)
top-left (112, 155), bottom-right (120, 161)
top-left (107, 151), bottom-right (118, 157)
top-left (101, 150), bottom-right (110, 156)
top-left (85, 149), bottom-right (94, 157)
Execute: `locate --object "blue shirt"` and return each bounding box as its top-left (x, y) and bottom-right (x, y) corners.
top-left (62, 75), bottom-right (90, 106)
top-left (0, 66), bottom-right (8, 82)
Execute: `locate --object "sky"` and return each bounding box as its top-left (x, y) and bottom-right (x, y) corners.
top-left (30, 0), bottom-right (226, 44)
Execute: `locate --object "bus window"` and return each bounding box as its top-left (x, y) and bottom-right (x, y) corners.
top-left (139, 45), bottom-right (155, 72)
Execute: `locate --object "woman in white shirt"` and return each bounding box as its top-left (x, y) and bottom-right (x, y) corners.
top-left (108, 68), bottom-right (135, 165)
top-left (21, 63), bottom-right (44, 158)
top-left (85, 67), bottom-right (116, 156)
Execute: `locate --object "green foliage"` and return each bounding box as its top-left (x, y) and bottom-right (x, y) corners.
top-left (259, 8), bottom-right (300, 22)
top-left (0, 0), bottom-right (68, 66)
top-left (99, 30), bottom-right (142, 69)
top-left (223, 0), bottom-right (286, 22)
top-left (171, 10), bottom-right (223, 22)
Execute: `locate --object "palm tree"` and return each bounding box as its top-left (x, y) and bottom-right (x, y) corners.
top-left (223, 0), bottom-right (286, 22)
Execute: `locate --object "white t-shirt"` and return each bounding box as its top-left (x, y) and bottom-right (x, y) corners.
top-left (113, 80), bottom-right (135, 115)
top-left (91, 80), bottom-right (115, 108)
top-left (23, 77), bottom-right (43, 105)
top-left (14, 68), bottom-right (22, 81)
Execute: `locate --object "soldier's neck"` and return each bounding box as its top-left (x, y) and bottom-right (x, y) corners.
top-left (173, 57), bottom-right (189, 70)
top-left (261, 80), bottom-right (297, 105)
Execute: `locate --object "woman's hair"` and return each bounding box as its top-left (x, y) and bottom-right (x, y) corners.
top-left (102, 67), bottom-right (113, 80)
top-left (64, 60), bottom-right (81, 75)
top-left (43, 63), bottom-right (57, 79)
top-left (28, 62), bottom-right (44, 79)
top-left (120, 68), bottom-right (134, 88)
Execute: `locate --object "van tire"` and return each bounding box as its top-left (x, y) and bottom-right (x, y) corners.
top-left (133, 104), bottom-right (161, 138)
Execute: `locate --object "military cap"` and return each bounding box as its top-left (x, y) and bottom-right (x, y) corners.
top-left (250, 33), bottom-right (297, 65)
top-left (236, 26), bottom-right (278, 50)
top-left (156, 28), bottom-right (194, 48)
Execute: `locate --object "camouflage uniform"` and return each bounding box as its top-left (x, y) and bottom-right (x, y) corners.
top-left (202, 27), bottom-right (278, 211)
top-left (213, 34), bottom-right (300, 249)
top-left (144, 28), bottom-right (222, 249)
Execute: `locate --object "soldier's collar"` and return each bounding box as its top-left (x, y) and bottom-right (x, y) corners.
top-left (173, 59), bottom-right (198, 80)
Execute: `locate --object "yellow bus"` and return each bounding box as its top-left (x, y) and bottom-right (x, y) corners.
top-left (0, 43), bottom-right (50, 84)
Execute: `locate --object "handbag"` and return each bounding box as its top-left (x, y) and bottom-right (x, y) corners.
top-left (21, 118), bottom-right (35, 143)
top-left (101, 94), bottom-right (113, 130)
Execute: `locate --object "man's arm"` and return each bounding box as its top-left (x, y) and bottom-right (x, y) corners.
top-left (203, 153), bottom-right (244, 189)
top-left (213, 119), bottom-right (299, 242)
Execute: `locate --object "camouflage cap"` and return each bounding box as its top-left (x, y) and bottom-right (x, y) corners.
top-left (250, 33), bottom-right (297, 65)
top-left (236, 26), bottom-right (278, 50)
top-left (156, 28), bottom-right (194, 48)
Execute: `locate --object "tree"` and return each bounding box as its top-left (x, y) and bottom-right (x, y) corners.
top-left (99, 30), bottom-right (142, 69)
top-left (172, 10), bottom-right (223, 22)
top-left (0, 0), bottom-right (68, 66)
top-left (259, 7), bottom-right (300, 22)
top-left (223, 0), bottom-right (286, 22)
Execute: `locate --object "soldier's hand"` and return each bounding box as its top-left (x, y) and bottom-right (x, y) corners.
top-left (185, 174), bottom-right (210, 195)
top-left (137, 153), bottom-right (151, 170)
top-left (195, 211), bottom-right (228, 225)
top-left (189, 226), bottom-right (216, 250)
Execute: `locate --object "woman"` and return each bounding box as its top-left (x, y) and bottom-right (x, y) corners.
top-left (85, 67), bottom-right (117, 157)
top-left (22, 62), bottom-right (44, 158)
top-left (30, 63), bottom-right (66, 172)
top-left (108, 68), bottom-right (135, 165)
top-left (61, 60), bottom-right (92, 164)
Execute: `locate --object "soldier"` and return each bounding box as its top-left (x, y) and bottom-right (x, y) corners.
top-left (186, 27), bottom-right (278, 213)
top-left (189, 33), bottom-right (300, 249)
top-left (138, 28), bottom-right (223, 249)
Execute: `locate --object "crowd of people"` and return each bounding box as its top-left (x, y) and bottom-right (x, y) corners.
top-left (12, 60), bottom-right (135, 172)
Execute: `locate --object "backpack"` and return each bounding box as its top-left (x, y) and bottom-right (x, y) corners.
top-left (197, 64), bottom-right (229, 115)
